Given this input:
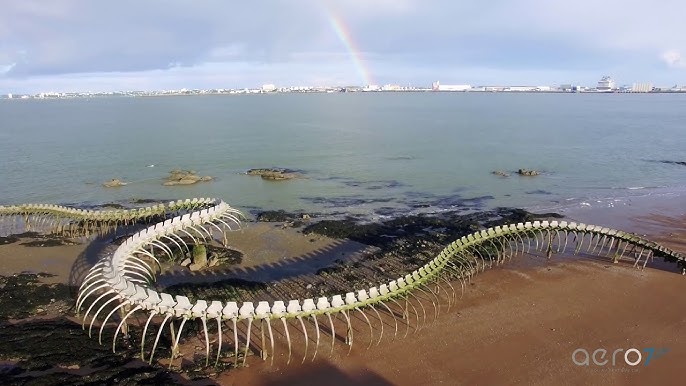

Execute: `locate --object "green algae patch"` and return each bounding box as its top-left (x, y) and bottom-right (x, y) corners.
top-left (0, 273), bottom-right (72, 320)
top-left (0, 318), bottom-right (178, 385)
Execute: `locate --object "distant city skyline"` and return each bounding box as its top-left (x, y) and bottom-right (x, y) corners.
top-left (2, 1), bottom-right (686, 94)
top-left (5, 79), bottom-right (686, 100)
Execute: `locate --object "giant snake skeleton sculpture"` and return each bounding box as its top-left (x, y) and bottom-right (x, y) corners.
top-left (1, 198), bottom-right (684, 369)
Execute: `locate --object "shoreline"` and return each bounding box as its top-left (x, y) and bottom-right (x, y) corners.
top-left (1, 199), bottom-right (685, 385)
top-left (561, 191), bottom-right (686, 235)
top-left (4, 184), bottom-right (685, 231)
top-left (4, 89), bottom-right (686, 101)
top-left (2, 163), bottom-right (685, 225)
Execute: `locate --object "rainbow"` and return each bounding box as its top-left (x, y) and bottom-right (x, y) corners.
top-left (322, 5), bottom-right (374, 86)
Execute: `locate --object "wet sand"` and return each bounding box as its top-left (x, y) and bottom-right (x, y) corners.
top-left (0, 222), bottom-right (372, 285)
top-left (221, 211), bottom-right (686, 386)
top-left (224, 260), bottom-right (686, 386)
top-left (1, 203), bottom-right (685, 385)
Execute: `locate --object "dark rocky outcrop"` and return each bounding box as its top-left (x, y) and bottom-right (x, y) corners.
top-left (246, 168), bottom-right (299, 180)
top-left (129, 198), bottom-right (161, 204)
top-left (295, 208), bottom-right (565, 296)
top-left (256, 210), bottom-right (297, 222)
top-left (0, 273), bottom-right (71, 320)
top-left (303, 207), bottom-right (562, 255)
top-left (255, 210), bottom-right (311, 223)
top-left (0, 235), bottom-right (20, 245)
top-left (0, 273), bottom-right (180, 384)
top-left (100, 202), bottom-right (125, 209)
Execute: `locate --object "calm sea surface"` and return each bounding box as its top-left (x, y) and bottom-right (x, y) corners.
top-left (1, 93), bottom-right (684, 219)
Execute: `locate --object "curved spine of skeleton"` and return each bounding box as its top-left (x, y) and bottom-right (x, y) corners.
top-left (0, 198), bottom-right (216, 224)
top-left (3, 199), bottom-right (684, 367)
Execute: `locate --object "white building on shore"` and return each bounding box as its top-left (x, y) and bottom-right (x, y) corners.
top-left (432, 81), bottom-right (471, 91)
top-left (261, 84), bottom-right (276, 92)
top-left (597, 76), bottom-right (616, 92)
top-left (381, 84), bottom-right (403, 91)
top-left (503, 86), bottom-right (552, 92)
top-left (631, 82), bottom-right (653, 92)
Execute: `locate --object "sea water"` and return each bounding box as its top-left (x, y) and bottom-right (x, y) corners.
top-left (1, 92), bottom-right (684, 219)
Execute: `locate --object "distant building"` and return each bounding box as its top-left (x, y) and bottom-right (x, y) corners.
top-left (597, 76), bottom-right (616, 92)
top-left (6, 93), bottom-right (12, 99)
top-left (363, 84), bottom-right (380, 91)
top-left (505, 86), bottom-right (541, 92)
top-left (381, 84), bottom-right (403, 91)
top-left (261, 84), bottom-right (276, 92)
top-left (631, 82), bottom-right (653, 93)
top-left (432, 81), bottom-right (471, 91)
top-left (559, 84), bottom-right (583, 92)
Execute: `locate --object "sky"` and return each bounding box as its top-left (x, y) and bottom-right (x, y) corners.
top-left (1, 0), bottom-right (685, 93)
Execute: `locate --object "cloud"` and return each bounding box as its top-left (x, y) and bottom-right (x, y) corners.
top-left (0, 63), bottom-right (16, 75)
top-left (661, 50), bottom-right (685, 69)
top-left (0, 58), bottom-right (370, 93)
top-left (0, 1), bottom-right (327, 77)
top-left (2, 0), bottom-right (686, 92)
top-left (326, 0), bottom-right (415, 17)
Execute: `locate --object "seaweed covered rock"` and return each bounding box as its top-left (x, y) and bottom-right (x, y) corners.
top-left (256, 210), bottom-right (295, 222)
top-left (186, 244), bottom-right (243, 271)
top-left (246, 168), bottom-right (298, 180)
top-left (517, 169), bottom-right (540, 176)
top-left (0, 273), bottom-right (71, 320)
top-left (189, 244), bottom-right (208, 271)
top-left (163, 169), bottom-right (213, 186)
top-left (255, 210), bottom-right (312, 222)
top-left (101, 202), bottom-right (125, 209)
top-left (207, 244), bottom-right (243, 266)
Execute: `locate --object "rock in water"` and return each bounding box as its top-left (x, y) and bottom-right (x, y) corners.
top-left (517, 169), bottom-right (540, 176)
top-left (163, 169), bottom-right (213, 186)
top-left (103, 179), bottom-right (127, 188)
top-left (246, 168), bottom-right (298, 180)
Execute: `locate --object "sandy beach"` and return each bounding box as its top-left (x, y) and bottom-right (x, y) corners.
top-left (1, 197), bottom-right (685, 385)
top-left (221, 202), bottom-right (686, 386)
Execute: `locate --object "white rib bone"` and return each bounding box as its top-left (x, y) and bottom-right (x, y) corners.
top-left (28, 197), bottom-right (679, 371)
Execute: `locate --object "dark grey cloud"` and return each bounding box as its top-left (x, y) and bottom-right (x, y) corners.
top-left (1, 0), bottom-right (325, 77)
